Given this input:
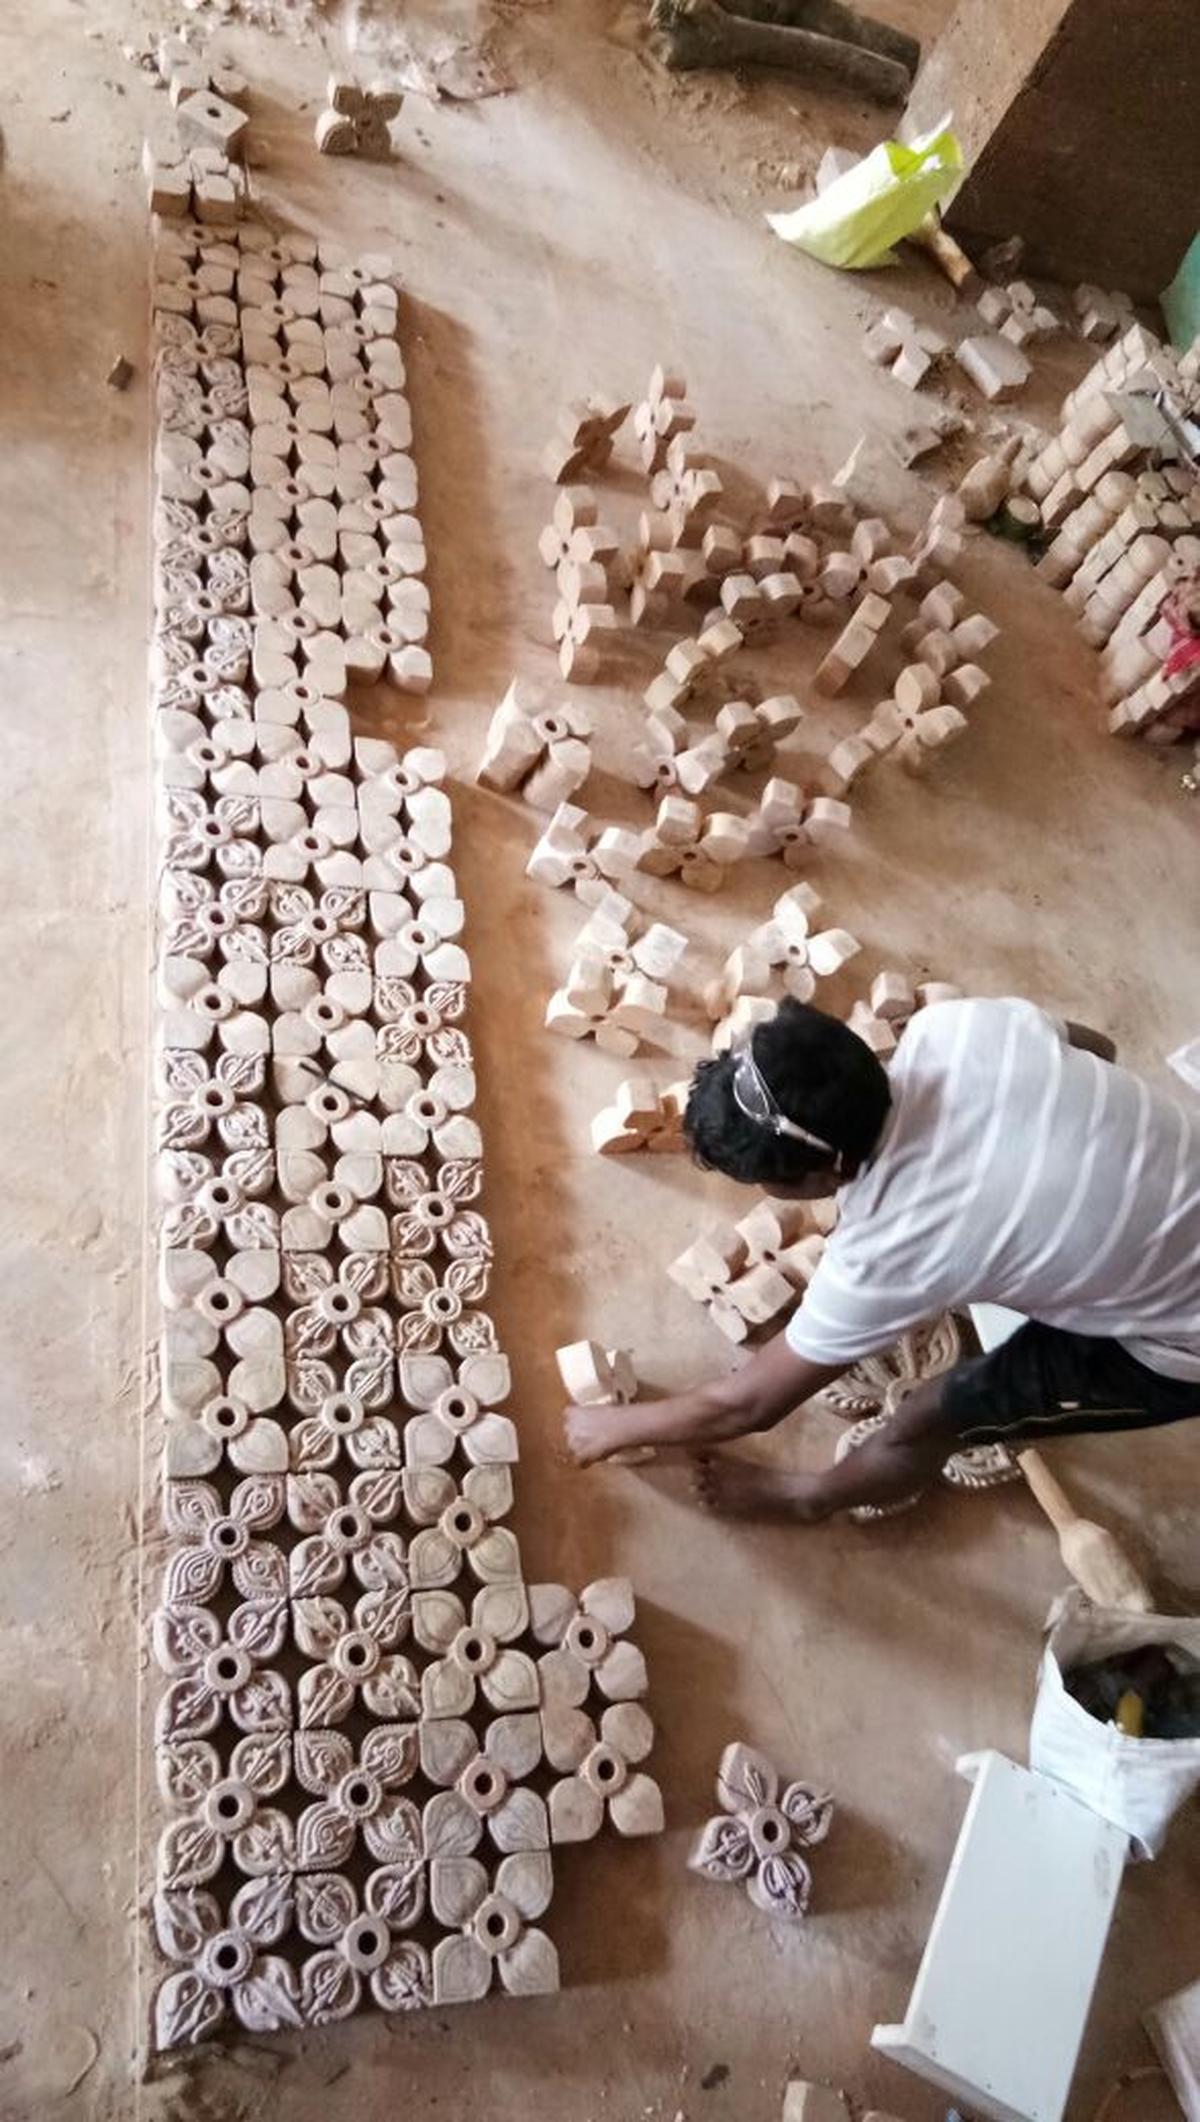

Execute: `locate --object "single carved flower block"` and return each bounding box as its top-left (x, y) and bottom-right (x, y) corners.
top-left (428, 1850), bottom-right (558, 2003)
top-left (399, 1349), bottom-right (518, 1472)
top-left (688, 1742), bottom-right (833, 1921)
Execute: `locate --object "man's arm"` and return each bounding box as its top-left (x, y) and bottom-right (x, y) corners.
top-left (1064, 1019), bottom-right (1116, 1063)
top-left (562, 1330), bottom-right (844, 1466)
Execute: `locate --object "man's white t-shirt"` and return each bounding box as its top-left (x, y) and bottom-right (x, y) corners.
top-left (786, 998), bottom-right (1200, 1382)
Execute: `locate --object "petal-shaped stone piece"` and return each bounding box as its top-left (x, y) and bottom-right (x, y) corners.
top-left (498, 1925), bottom-right (559, 1997)
top-left (490, 1786), bottom-right (549, 1856)
top-left (548, 1775), bottom-right (604, 1845)
top-left (580, 1576), bottom-right (636, 1633)
top-left (300, 1949), bottom-right (360, 2025)
top-left (295, 1870), bottom-right (357, 1945)
top-left (688, 1812), bottom-right (755, 1884)
top-left (609, 1771), bottom-right (664, 1839)
top-left (428, 1853), bottom-right (487, 1929)
top-left (781, 1783), bottom-right (834, 1848)
top-left (716, 1741), bottom-right (779, 1816)
top-left (232, 1953), bottom-right (305, 2032)
top-left (371, 1939), bottom-right (433, 2012)
top-left (423, 1790), bottom-right (483, 1862)
top-left (154, 1968), bottom-right (224, 2050)
top-left (431, 1931), bottom-right (491, 2006)
top-left (747, 1848), bottom-right (812, 1920)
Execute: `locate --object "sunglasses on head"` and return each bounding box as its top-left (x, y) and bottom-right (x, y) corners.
top-left (731, 1046), bottom-right (839, 1162)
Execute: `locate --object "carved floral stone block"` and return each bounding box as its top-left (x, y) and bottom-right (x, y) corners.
top-left (153, 1876), bottom-right (302, 2046)
top-left (545, 1702), bottom-right (663, 1844)
top-left (412, 1575), bottom-right (536, 1719)
top-left (688, 1742), bottom-right (833, 1920)
top-left (406, 1464), bottom-right (520, 1589)
top-left (292, 1586), bottom-right (418, 1729)
top-left (400, 1350), bottom-right (518, 1471)
top-left (529, 1576), bottom-right (648, 1706)
top-left (154, 1595), bottom-right (291, 1747)
top-left (429, 1851), bottom-right (558, 2001)
top-left (420, 1710), bottom-right (546, 1856)
top-left (292, 1722), bottom-right (420, 1869)
top-left (160, 1472), bottom-right (287, 1606)
top-left (294, 1869), bottom-right (431, 2018)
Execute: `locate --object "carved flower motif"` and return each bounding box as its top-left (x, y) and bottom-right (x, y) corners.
top-left (427, 1851), bottom-right (558, 2004)
top-left (288, 1387), bottom-right (402, 1474)
top-left (162, 1395), bottom-right (288, 1481)
top-left (381, 1081), bottom-right (482, 1167)
top-left (152, 1875), bottom-right (302, 2048)
top-left (155, 1728), bottom-right (294, 1888)
top-left (281, 1248), bottom-right (390, 1353)
top-left (863, 691), bottom-right (965, 769)
top-left (743, 899), bottom-right (861, 1007)
top-left (160, 870), bottom-right (268, 962)
top-left (268, 883), bottom-right (367, 973)
top-left (528, 1576), bottom-right (648, 1708)
top-left (160, 1156), bottom-right (280, 1252)
top-left (398, 1350), bottom-right (517, 1472)
top-left (411, 1576), bottom-right (535, 1721)
top-left (202, 613), bottom-right (253, 685)
top-left (284, 1277), bottom-right (393, 1372)
top-left (405, 1465), bottom-right (519, 1592)
top-left (285, 1468), bottom-right (407, 1597)
top-left (292, 1723), bottom-right (421, 1874)
top-left (153, 1598), bottom-right (291, 1743)
top-left (373, 976), bottom-right (468, 1066)
top-left (544, 1701), bottom-right (663, 1844)
top-left (387, 1158), bottom-right (491, 1264)
top-left (283, 1339), bottom-right (395, 1423)
top-left (292, 1585), bottom-right (417, 1729)
top-left (688, 1742), bottom-right (833, 1920)
top-left (419, 1709), bottom-right (545, 1859)
top-left (392, 1256), bottom-right (493, 1356)
top-left (160, 788), bottom-right (261, 877)
top-left (293, 1867), bottom-right (431, 2019)
top-left (156, 1050), bottom-right (268, 1154)
top-left (206, 546), bottom-right (251, 613)
top-left (161, 1473), bottom-right (287, 1606)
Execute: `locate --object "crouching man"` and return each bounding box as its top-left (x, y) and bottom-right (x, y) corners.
top-left (562, 998), bottom-right (1200, 1519)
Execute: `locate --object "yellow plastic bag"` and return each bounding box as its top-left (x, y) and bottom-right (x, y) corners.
top-left (768, 126), bottom-right (963, 271)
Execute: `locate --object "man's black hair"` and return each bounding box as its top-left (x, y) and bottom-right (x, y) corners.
top-left (684, 998), bottom-right (891, 1186)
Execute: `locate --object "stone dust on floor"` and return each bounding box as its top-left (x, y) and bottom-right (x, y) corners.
top-left (0, 2), bottom-right (1195, 2119)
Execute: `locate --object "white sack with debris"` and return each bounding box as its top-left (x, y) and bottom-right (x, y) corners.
top-left (1029, 1588), bottom-right (1200, 1860)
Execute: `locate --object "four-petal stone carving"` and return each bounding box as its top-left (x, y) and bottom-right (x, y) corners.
top-left (292, 1586), bottom-right (417, 1729)
top-left (292, 1722), bottom-right (420, 1871)
top-left (429, 1851), bottom-right (558, 2004)
top-left (153, 1875), bottom-right (301, 2047)
top-left (688, 1741), bottom-right (834, 1920)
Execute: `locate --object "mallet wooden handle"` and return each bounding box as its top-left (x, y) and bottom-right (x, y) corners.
top-left (909, 212), bottom-right (981, 296)
top-left (1019, 1448), bottom-right (1155, 1612)
top-left (1018, 1447), bottom-right (1077, 1530)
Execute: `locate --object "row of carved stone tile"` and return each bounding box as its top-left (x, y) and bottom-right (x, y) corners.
top-left (146, 219), bottom-right (661, 2051)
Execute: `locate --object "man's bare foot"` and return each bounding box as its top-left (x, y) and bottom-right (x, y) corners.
top-left (694, 1453), bottom-right (828, 1523)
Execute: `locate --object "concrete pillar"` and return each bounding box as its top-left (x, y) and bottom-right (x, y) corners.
top-left (903, 0), bottom-right (1200, 300)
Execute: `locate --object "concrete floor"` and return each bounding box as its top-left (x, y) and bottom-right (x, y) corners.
top-left (1, 2), bottom-right (1197, 2118)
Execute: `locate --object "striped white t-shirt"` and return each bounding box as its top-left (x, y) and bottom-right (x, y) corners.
top-left (786, 998), bottom-right (1200, 1382)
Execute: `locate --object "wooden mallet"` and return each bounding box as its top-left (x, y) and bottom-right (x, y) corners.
top-left (966, 1305), bottom-right (1155, 1612)
top-left (1018, 1448), bottom-right (1155, 1612)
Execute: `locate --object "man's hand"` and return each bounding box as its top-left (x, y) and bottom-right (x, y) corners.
top-left (563, 1402), bottom-right (633, 1467)
top-left (561, 1334), bottom-right (845, 1465)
